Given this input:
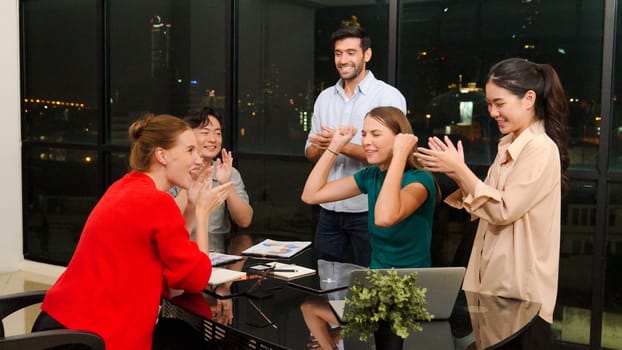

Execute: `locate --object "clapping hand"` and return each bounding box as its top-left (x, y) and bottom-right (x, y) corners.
top-left (187, 164), bottom-right (212, 207)
top-left (196, 177), bottom-right (234, 216)
top-left (414, 136), bottom-right (464, 174)
top-left (214, 148), bottom-right (233, 185)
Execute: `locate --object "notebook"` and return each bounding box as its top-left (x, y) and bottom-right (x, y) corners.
top-left (330, 267), bottom-right (466, 321)
top-left (208, 252), bottom-right (244, 267)
top-left (241, 239), bottom-right (312, 259)
top-left (208, 267), bottom-right (247, 286)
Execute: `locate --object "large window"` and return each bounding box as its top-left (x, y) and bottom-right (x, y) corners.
top-left (22, 0), bottom-right (100, 146)
top-left (603, 3), bottom-right (622, 348)
top-left (21, 0), bottom-right (229, 264)
top-left (21, 0), bottom-right (101, 264)
top-left (109, 0), bottom-right (229, 146)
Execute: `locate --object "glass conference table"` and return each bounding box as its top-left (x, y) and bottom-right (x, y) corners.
top-left (161, 250), bottom-right (541, 350)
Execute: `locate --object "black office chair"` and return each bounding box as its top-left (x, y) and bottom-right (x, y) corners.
top-left (0, 290), bottom-right (105, 350)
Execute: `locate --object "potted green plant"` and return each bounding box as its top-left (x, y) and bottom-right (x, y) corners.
top-left (342, 269), bottom-right (433, 350)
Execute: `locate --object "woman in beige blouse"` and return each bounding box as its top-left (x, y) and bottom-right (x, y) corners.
top-left (415, 57), bottom-right (569, 349)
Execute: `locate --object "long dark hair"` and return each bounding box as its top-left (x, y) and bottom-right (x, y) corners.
top-left (487, 58), bottom-right (569, 196)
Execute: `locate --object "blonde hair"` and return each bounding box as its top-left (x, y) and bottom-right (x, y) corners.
top-left (128, 114), bottom-right (189, 172)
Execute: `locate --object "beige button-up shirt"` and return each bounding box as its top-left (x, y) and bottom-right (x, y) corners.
top-left (446, 121), bottom-right (561, 323)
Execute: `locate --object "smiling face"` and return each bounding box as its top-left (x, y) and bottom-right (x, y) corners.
top-left (192, 115), bottom-right (222, 162)
top-left (333, 37), bottom-right (371, 83)
top-left (486, 81), bottom-right (537, 138)
top-left (361, 116), bottom-right (396, 171)
top-left (162, 129), bottom-right (203, 190)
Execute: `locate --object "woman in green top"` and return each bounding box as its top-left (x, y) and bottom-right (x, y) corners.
top-left (302, 105), bottom-right (438, 269)
top-left (301, 106), bottom-right (438, 350)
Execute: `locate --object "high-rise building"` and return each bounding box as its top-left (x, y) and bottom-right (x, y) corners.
top-left (150, 15), bottom-right (172, 78)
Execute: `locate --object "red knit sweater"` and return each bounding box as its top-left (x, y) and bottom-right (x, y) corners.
top-left (42, 171), bottom-right (212, 350)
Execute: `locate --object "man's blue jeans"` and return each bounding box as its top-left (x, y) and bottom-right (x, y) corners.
top-left (314, 208), bottom-right (371, 267)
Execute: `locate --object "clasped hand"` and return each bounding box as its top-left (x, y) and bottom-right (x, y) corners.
top-left (308, 126), bottom-right (335, 150)
top-left (328, 125), bottom-right (357, 152)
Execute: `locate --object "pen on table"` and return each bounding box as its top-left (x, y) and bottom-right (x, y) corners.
top-left (253, 263), bottom-right (298, 273)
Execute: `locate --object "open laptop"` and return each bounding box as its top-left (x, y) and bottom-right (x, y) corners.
top-left (329, 267), bottom-right (466, 321)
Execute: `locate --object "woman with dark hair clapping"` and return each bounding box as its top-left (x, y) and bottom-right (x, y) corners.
top-left (415, 58), bottom-right (569, 349)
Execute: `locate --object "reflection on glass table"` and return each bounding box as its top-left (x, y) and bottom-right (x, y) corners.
top-left (463, 291), bottom-right (541, 349)
top-left (163, 281), bottom-right (542, 350)
top-left (288, 259), bottom-right (365, 296)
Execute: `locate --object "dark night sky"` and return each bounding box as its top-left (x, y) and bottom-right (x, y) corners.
top-left (23, 0), bottom-right (100, 104)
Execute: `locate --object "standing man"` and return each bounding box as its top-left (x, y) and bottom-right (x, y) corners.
top-left (305, 26), bottom-right (406, 267)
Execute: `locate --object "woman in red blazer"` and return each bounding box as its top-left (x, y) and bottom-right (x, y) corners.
top-left (33, 114), bottom-right (233, 350)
